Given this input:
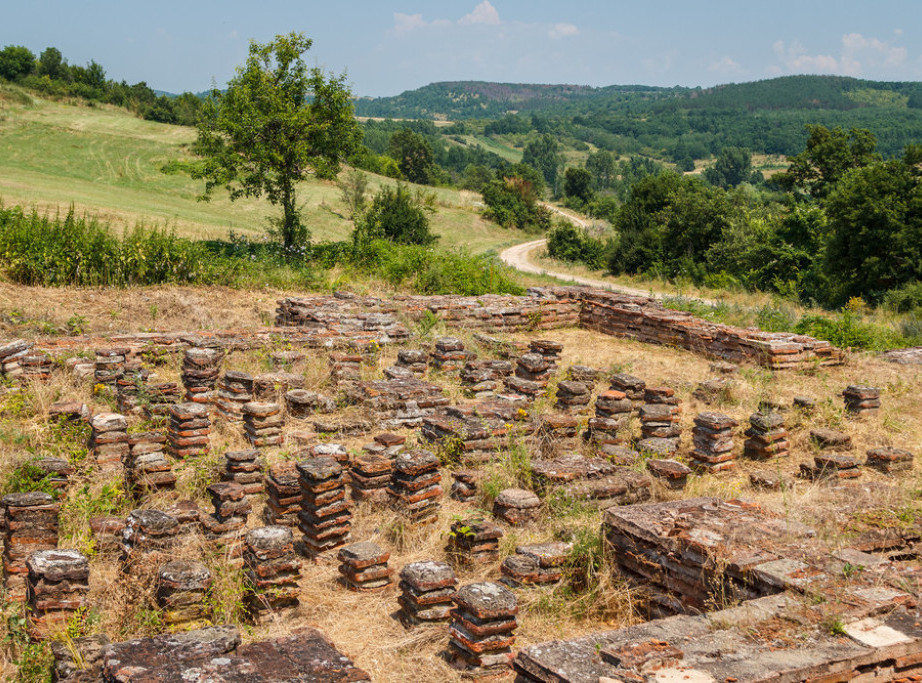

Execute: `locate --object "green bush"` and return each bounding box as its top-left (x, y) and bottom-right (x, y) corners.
top-left (794, 309), bottom-right (904, 351)
top-left (883, 281), bottom-right (922, 314)
top-left (546, 223), bottom-right (608, 269)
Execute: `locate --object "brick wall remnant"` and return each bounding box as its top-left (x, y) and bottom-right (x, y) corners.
top-left (337, 541), bottom-right (393, 592)
top-left (843, 384), bottom-right (881, 416)
top-left (297, 457), bottom-right (352, 556)
top-left (167, 403), bottom-right (210, 458)
top-left (157, 560), bottom-right (212, 629)
top-left (1, 492), bottom-right (59, 600)
top-left (244, 525), bottom-right (301, 619)
top-left (242, 401), bottom-right (283, 448)
top-left (263, 462), bottom-right (301, 527)
top-left (399, 560), bottom-right (457, 626)
top-left (448, 582), bottom-right (518, 677)
top-left (690, 412), bottom-right (739, 474)
top-left (26, 549), bottom-right (90, 638)
top-left (222, 449), bottom-right (263, 495)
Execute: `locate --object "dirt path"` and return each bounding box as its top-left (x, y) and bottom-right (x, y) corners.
top-left (500, 206), bottom-right (716, 304)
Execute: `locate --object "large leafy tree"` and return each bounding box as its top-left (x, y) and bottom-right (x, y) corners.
top-left (192, 32), bottom-right (360, 248)
top-left (522, 133), bottom-right (561, 190)
top-left (388, 128), bottom-right (434, 185)
top-left (0, 45), bottom-right (35, 81)
top-left (704, 147), bottom-right (755, 188)
top-left (774, 125), bottom-right (879, 199)
top-left (823, 145), bottom-right (922, 303)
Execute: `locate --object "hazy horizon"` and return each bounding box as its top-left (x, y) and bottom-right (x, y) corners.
top-left (4, 0), bottom-right (922, 97)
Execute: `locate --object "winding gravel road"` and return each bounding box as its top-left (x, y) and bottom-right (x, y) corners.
top-left (499, 206), bottom-right (715, 304)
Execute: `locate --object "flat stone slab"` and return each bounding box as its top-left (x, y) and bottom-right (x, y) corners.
top-left (453, 582), bottom-right (518, 620)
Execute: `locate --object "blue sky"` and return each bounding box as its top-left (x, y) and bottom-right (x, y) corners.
top-left (3, 1), bottom-right (921, 96)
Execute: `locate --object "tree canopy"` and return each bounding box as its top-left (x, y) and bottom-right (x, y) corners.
top-left (191, 32), bottom-right (360, 247)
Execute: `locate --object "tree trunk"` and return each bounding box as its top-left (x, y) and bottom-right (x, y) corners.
top-left (281, 181), bottom-right (297, 249)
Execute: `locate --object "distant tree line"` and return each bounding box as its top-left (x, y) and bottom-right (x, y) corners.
top-left (548, 125), bottom-right (922, 313)
top-left (0, 44), bottom-right (203, 125)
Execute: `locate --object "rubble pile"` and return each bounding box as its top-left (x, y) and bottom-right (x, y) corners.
top-left (115, 368), bottom-right (151, 414)
top-left (94, 347), bottom-right (130, 387)
top-left (285, 389), bottom-right (334, 419)
top-left (297, 457), bottom-right (352, 555)
top-left (337, 541), bottom-right (393, 592)
top-left (800, 452), bottom-right (861, 481)
top-left (514, 352), bottom-right (553, 385)
top-left (501, 542), bottom-right (571, 587)
top-left (244, 526), bottom-right (301, 619)
top-left (865, 447), bottom-right (914, 474)
top-left (492, 488), bottom-right (541, 526)
top-left (646, 459), bottom-right (692, 489)
top-left (345, 378), bottom-right (449, 429)
top-left (555, 380), bottom-right (591, 414)
top-left (140, 382), bottom-right (182, 422)
top-left (689, 412), bottom-right (739, 474)
top-left (242, 401), bottom-right (283, 448)
top-left (167, 402), bottom-right (211, 458)
top-left (329, 351), bottom-right (362, 382)
top-left (388, 450), bottom-right (442, 524)
top-left (531, 453), bottom-right (652, 506)
top-left (460, 359), bottom-right (514, 397)
top-left (395, 349), bottom-right (428, 375)
top-left (253, 372), bottom-right (304, 400)
top-left (156, 560), bottom-right (212, 629)
top-left (450, 470), bottom-right (479, 502)
top-left (430, 337), bottom-right (470, 373)
top-left (398, 560), bottom-right (458, 626)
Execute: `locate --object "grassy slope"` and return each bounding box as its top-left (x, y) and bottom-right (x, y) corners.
top-left (0, 86), bottom-right (521, 253)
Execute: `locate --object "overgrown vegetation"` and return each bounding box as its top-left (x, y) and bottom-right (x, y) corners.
top-left (0, 204), bottom-right (522, 296)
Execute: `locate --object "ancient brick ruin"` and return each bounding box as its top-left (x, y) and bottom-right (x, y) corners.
top-left (4, 283), bottom-right (920, 682)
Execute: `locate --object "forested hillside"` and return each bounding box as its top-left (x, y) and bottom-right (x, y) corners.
top-left (357, 75), bottom-right (922, 158)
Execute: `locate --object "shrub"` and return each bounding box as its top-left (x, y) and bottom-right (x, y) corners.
top-left (352, 184), bottom-right (437, 246)
top-left (883, 281), bottom-right (922, 314)
top-left (546, 223), bottom-right (607, 269)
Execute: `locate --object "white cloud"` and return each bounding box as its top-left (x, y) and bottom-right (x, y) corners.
top-left (771, 33), bottom-right (907, 78)
top-left (459, 1), bottom-right (501, 26)
top-left (394, 13), bottom-right (426, 33)
top-left (548, 23), bottom-right (579, 40)
top-left (708, 56), bottom-right (742, 74)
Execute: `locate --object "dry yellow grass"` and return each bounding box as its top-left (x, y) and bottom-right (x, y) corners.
top-left (0, 300), bottom-right (920, 680)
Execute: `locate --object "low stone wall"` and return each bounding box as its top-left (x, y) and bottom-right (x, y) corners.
top-left (276, 287), bottom-right (845, 370)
